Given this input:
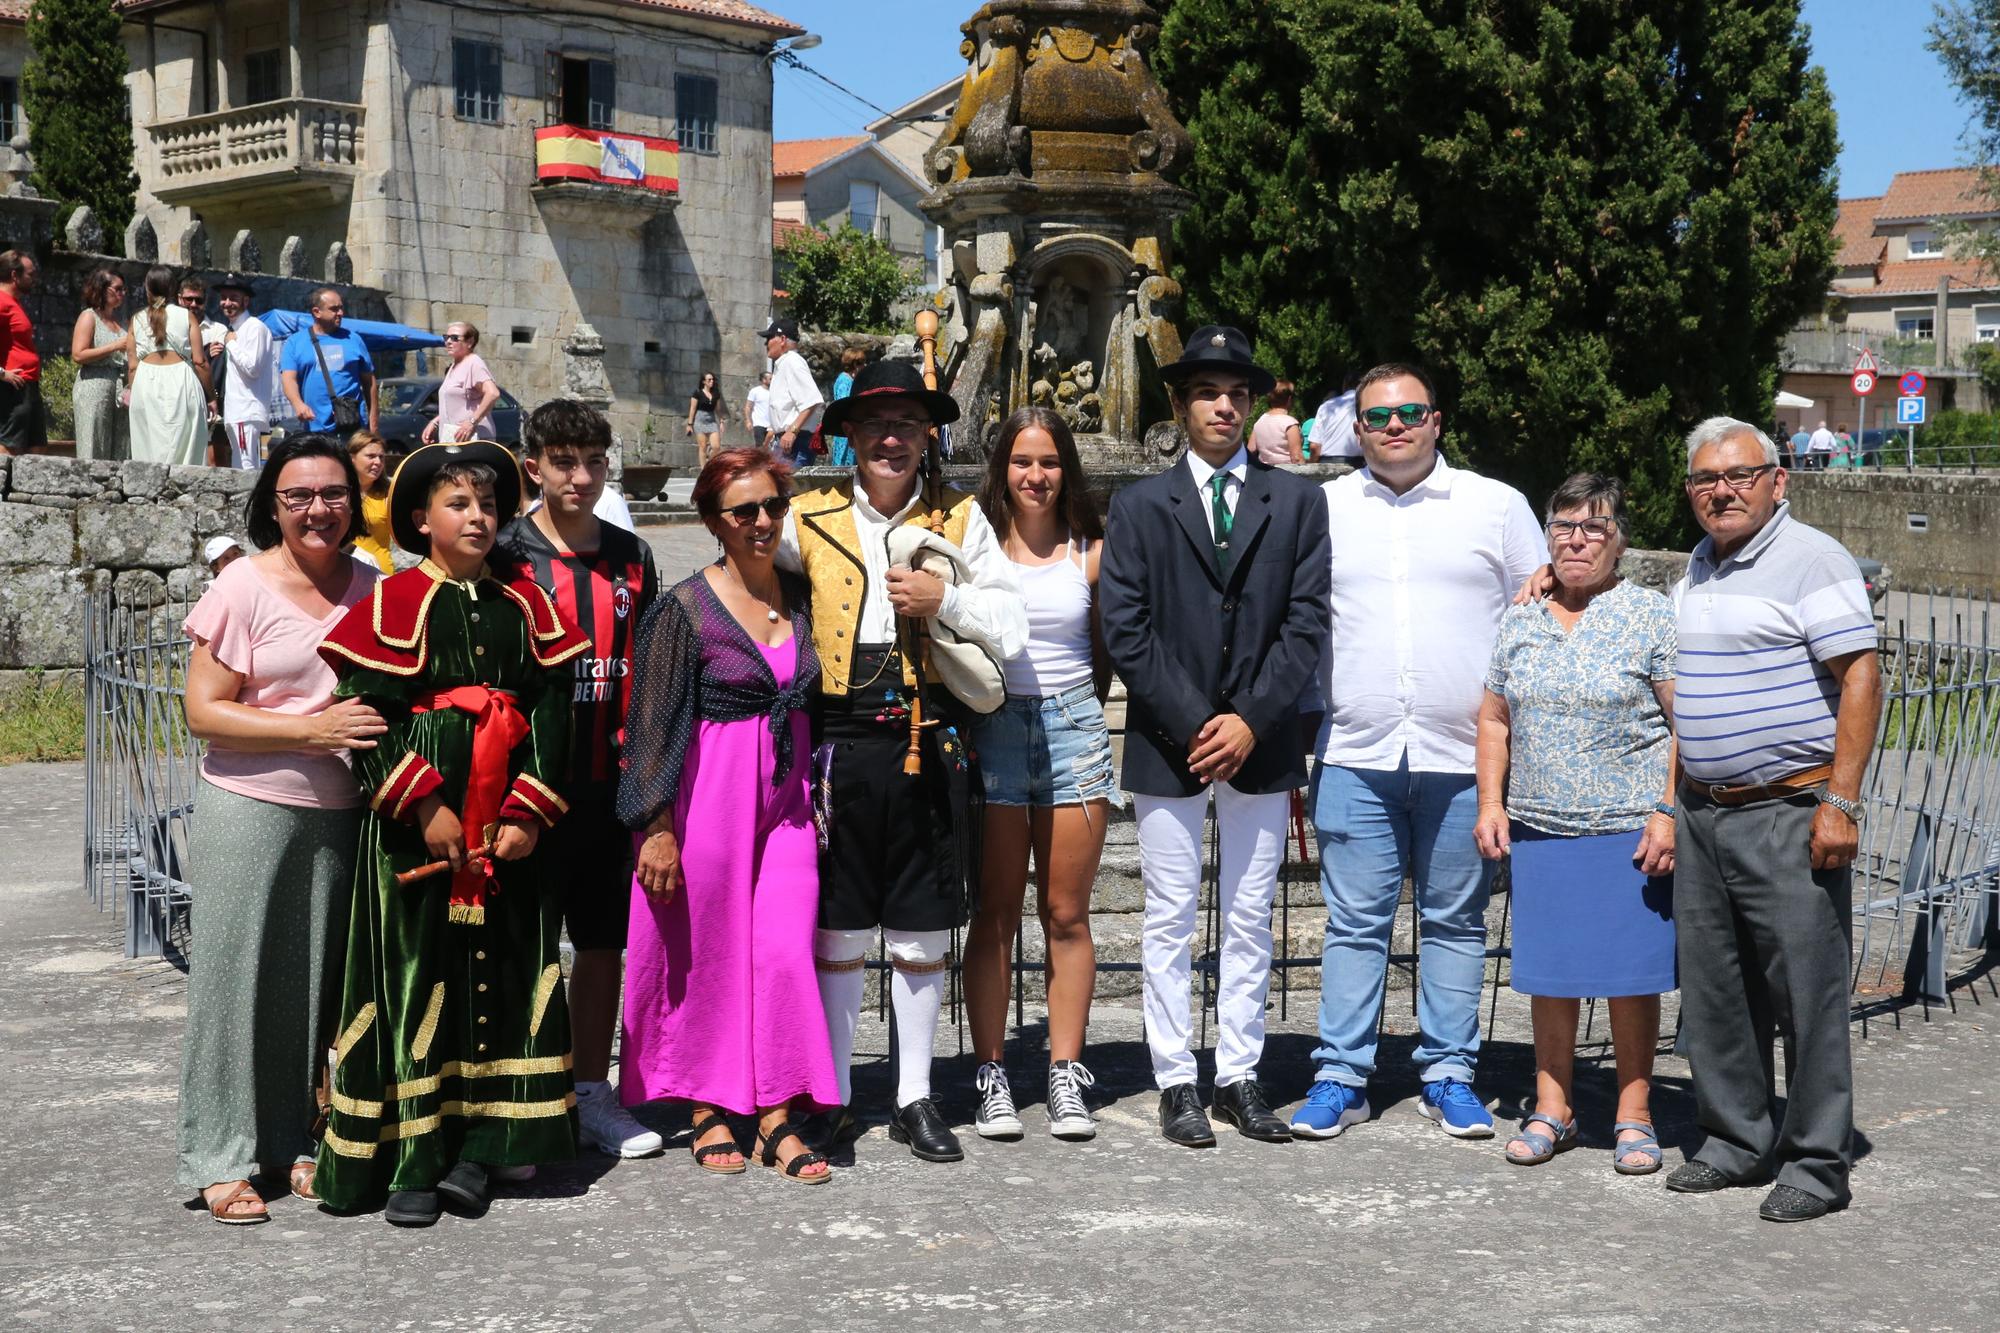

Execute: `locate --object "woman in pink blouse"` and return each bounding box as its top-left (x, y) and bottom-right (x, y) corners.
top-left (175, 434), bottom-right (384, 1224)
top-left (423, 321), bottom-right (499, 443)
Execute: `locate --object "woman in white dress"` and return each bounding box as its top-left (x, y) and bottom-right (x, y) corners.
top-left (126, 265), bottom-right (212, 467)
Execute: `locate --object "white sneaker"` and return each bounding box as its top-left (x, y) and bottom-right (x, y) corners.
top-left (973, 1062), bottom-right (1024, 1139)
top-left (575, 1080), bottom-right (665, 1158)
top-left (1046, 1060), bottom-right (1097, 1141)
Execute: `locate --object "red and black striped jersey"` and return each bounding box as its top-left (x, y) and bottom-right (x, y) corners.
top-left (495, 515), bottom-right (660, 787)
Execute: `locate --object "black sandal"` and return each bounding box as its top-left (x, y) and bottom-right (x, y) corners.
top-left (688, 1111), bottom-right (746, 1175)
top-left (756, 1122), bottom-right (832, 1185)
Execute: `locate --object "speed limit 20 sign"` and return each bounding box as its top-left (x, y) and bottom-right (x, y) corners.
top-left (1851, 370), bottom-right (1876, 396)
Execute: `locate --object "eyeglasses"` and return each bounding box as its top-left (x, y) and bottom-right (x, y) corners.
top-left (178, 294), bottom-right (205, 307)
top-left (275, 485), bottom-right (354, 510)
top-left (1685, 463), bottom-right (1776, 493)
top-left (1359, 403), bottom-right (1434, 431)
top-left (443, 333), bottom-right (468, 343)
top-left (717, 494), bottom-right (791, 524)
top-left (1546, 517), bottom-right (1618, 541)
top-left (851, 418), bottom-right (930, 442)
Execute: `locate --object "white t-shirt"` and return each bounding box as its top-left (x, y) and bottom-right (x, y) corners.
top-left (221, 313), bottom-right (276, 427)
top-left (1807, 427), bottom-right (1837, 455)
top-left (1309, 390), bottom-right (1360, 459)
top-left (766, 349), bottom-right (824, 438)
top-left (746, 384), bottom-right (773, 431)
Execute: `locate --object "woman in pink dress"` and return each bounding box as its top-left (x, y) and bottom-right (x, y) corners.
top-left (423, 321), bottom-right (499, 442)
top-left (616, 448), bottom-right (837, 1183)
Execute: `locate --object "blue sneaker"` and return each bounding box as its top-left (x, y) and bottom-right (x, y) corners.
top-left (1289, 1080), bottom-right (1371, 1139)
top-left (1417, 1078), bottom-right (1495, 1138)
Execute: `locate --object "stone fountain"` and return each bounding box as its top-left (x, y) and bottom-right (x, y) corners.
top-left (922, 0), bottom-right (1192, 465)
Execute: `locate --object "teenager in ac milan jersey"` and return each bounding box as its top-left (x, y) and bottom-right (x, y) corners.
top-left (495, 400), bottom-right (662, 1161)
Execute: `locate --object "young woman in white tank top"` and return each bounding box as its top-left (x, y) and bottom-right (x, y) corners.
top-left (964, 407), bottom-right (1119, 1143)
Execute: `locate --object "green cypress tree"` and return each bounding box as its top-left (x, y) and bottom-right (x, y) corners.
top-left (23, 0), bottom-right (136, 239)
top-left (1155, 0), bottom-right (1838, 543)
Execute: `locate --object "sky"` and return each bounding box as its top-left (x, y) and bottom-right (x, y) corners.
top-left (769, 0), bottom-right (1978, 201)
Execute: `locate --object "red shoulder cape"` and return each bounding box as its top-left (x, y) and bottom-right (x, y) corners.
top-left (320, 562), bottom-right (590, 676)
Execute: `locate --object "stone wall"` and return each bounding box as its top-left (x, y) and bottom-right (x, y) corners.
top-left (0, 456), bottom-right (252, 672)
top-left (1786, 471), bottom-right (2000, 596)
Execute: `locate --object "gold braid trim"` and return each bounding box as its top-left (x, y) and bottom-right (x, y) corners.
top-left (322, 1090), bottom-right (578, 1155)
top-left (890, 954), bottom-right (953, 976)
top-left (513, 773), bottom-right (569, 818)
top-left (370, 752), bottom-right (417, 814)
top-left (322, 1127), bottom-right (381, 1160)
top-left (410, 982), bottom-right (446, 1061)
top-left (331, 1003), bottom-right (377, 1066)
top-left (528, 963), bottom-right (561, 1037)
top-left (330, 1087), bottom-right (383, 1118)
top-left (441, 1092), bottom-right (577, 1120)
top-left (384, 1053), bottom-right (574, 1100)
top-left (814, 954), bottom-right (867, 973)
top-left (377, 569), bottom-right (444, 648)
top-left (447, 902), bottom-right (486, 925)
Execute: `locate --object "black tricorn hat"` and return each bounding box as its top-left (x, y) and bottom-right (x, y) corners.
top-left (818, 358), bottom-right (961, 440)
top-left (387, 440), bottom-right (524, 555)
top-left (1159, 325), bottom-right (1276, 396)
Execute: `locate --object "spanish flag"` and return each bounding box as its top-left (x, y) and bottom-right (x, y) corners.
top-left (534, 125), bottom-right (680, 193)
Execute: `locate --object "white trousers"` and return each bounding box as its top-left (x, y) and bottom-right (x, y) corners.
top-left (1134, 784), bottom-right (1288, 1089)
top-left (224, 420), bottom-right (264, 470)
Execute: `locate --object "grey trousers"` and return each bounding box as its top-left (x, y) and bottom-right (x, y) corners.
top-left (1676, 788), bottom-right (1853, 1204)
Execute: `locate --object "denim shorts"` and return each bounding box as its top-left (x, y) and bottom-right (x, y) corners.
top-left (975, 682), bottom-right (1123, 808)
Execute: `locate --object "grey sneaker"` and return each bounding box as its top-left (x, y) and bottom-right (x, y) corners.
top-left (973, 1061), bottom-right (1024, 1139)
top-left (1046, 1060), bottom-right (1097, 1141)
top-left (575, 1080), bottom-right (665, 1158)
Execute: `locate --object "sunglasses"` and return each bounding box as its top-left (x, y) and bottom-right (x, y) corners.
top-left (717, 494), bottom-right (791, 524)
top-left (1685, 463), bottom-right (1776, 493)
top-left (275, 485), bottom-right (354, 511)
top-left (443, 333), bottom-right (468, 343)
top-left (1359, 403), bottom-right (1435, 431)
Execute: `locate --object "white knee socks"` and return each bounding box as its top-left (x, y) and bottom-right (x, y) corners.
top-left (815, 928), bottom-right (869, 1107)
top-left (887, 929), bottom-right (950, 1109)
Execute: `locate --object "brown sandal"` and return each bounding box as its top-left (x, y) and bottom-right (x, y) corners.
top-left (689, 1111), bottom-right (746, 1175)
top-left (288, 1161), bottom-right (319, 1200)
top-left (204, 1179), bottom-right (270, 1225)
top-left (756, 1122), bottom-right (831, 1185)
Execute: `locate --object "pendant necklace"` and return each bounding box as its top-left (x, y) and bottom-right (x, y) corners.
top-left (724, 562), bottom-right (781, 622)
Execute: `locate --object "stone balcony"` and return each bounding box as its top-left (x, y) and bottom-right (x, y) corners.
top-left (145, 99), bottom-right (365, 209)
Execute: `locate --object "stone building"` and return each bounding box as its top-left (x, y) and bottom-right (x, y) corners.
top-left (772, 133), bottom-right (936, 288)
top-left (117, 0), bottom-right (804, 452)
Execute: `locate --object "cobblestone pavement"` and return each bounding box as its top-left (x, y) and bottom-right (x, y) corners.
top-left (7, 754), bottom-right (1998, 1322)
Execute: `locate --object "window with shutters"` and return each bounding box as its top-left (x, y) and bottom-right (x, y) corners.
top-left (244, 50), bottom-right (283, 105)
top-left (559, 56), bottom-right (614, 131)
top-left (674, 73), bottom-right (718, 154)
top-left (453, 39), bottom-right (503, 124)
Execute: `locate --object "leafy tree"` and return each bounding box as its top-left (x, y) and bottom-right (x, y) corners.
top-left (23, 0), bottom-right (135, 240)
top-left (1930, 1), bottom-right (2000, 276)
top-left (1155, 0), bottom-right (1839, 543)
top-left (779, 224), bottom-right (913, 334)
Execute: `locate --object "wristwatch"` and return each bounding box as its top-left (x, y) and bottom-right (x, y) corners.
top-left (1816, 789), bottom-right (1865, 824)
top-left (1653, 801), bottom-right (1677, 818)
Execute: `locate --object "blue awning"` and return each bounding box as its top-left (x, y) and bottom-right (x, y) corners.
top-left (257, 310), bottom-right (447, 355)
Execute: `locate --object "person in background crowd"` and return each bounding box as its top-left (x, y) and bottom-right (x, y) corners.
top-left (1250, 379), bottom-right (1305, 465)
top-left (1831, 423), bottom-right (1856, 470)
top-left (497, 400), bottom-right (664, 1163)
top-left (782, 358), bottom-right (1027, 1164)
top-left (0, 250), bottom-right (46, 456)
top-left (177, 433), bottom-right (382, 1224)
top-left (1474, 473), bottom-right (1679, 1175)
top-left (70, 267), bottom-right (131, 462)
top-left (746, 371), bottom-right (773, 452)
top-left (825, 347), bottom-right (865, 468)
top-left (1787, 424), bottom-right (1811, 470)
top-left (1101, 327), bottom-right (1331, 1150)
top-left (1665, 417), bottom-right (1881, 1224)
top-left (1805, 419), bottom-right (1836, 471)
top-left (280, 287), bottom-right (377, 439)
top-left (128, 266), bottom-right (212, 467)
top-left (964, 407), bottom-right (1118, 1144)
top-left (1296, 361), bottom-right (1543, 1143)
top-left (203, 534), bottom-right (244, 577)
top-left (345, 429), bottom-right (396, 574)
top-left (618, 449), bottom-right (838, 1183)
top-left (761, 318), bottom-right (824, 469)
top-left (180, 277), bottom-right (229, 467)
top-left (424, 322), bottom-right (498, 444)
top-left (686, 369), bottom-right (724, 465)
top-left (1308, 374), bottom-right (1362, 466)
top-left (215, 275), bottom-right (276, 470)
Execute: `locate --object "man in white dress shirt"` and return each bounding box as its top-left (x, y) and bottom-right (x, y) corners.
top-left (1290, 362), bottom-right (1544, 1144)
top-left (761, 318), bottom-right (824, 469)
top-left (212, 275), bottom-right (274, 469)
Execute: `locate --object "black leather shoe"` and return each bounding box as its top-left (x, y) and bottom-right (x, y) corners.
top-left (887, 1098), bottom-right (964, 1162)
top-left (1664, 1161), bottom-right (1737, 1194)
top-left (384, 1189), bottom-right (441, 1227)
top-left (435, 1161), bottom-right (491, 1217)
top-left (1759, 1184), bottom-right (1837, 1222)
top-left (1158, 1084), bottom-right (1215, 1148)
top-left (806, 1104), bottom-right (861, 1154)
top-left (1212, 1080), bottom-right (1291, 1142)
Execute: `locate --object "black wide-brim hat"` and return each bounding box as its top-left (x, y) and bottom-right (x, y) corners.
top-left (387, 440), bottom-right (524, 555)
top-left (1159, 324), bottom-right (1276, 396)
top-left (818, 358), bottom-right (961, 439)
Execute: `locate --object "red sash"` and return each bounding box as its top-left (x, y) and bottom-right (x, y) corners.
top-left (411, 686), bottom-right (528, 924)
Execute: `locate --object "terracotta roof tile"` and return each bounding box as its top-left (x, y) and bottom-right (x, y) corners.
top-left (0, 1), bottom-right (30, 22)
top-left (773, 217), bottom-right (812, 248)
top-left (773, 136), bottom-right (870, 178)
top-left (1861, 258), bottom-right (2000, 296)
top-left (1832, 196), bottom-right (1884, 269)
top-left (1874, 167), bottom-right (1996, 223)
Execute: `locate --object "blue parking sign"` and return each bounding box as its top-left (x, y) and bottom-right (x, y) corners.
top-left (1896, 395), bottom-right (1926, 426)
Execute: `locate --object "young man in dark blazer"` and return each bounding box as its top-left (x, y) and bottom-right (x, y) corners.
top-left (1100, 326), bottom-right (1332, 1147)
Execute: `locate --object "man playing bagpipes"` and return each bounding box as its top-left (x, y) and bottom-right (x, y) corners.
top-left (779, 356), bottom-right (1026, 1163)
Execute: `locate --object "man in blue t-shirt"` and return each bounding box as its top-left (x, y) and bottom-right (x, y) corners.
top-left (279, 286), bottom-right (377, 436)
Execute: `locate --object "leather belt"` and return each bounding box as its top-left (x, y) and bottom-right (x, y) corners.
top-left (1682, 762), bottom-right (1833, 808)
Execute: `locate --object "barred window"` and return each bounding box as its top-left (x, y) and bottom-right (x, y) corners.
top-left (244, 50), bottom-right (283, 105)
top-left (674, 73), bottom-right (718, 154)
top-left (453, 39), bottom-right (503, 125)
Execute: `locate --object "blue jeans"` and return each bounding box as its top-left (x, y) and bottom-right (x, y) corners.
top-left (1310, 758), bottom-right (1495, 1088)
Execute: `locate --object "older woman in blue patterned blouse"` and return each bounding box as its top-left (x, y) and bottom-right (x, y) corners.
top-left (1474, 474), bottom-right (1678, 1175)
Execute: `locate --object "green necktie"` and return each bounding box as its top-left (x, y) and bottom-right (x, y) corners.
top-left (1210, 471), bottom-right (1233, 578)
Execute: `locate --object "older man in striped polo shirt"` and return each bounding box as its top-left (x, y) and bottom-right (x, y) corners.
top-left (1666, 416), bottom-right (1882, 1223)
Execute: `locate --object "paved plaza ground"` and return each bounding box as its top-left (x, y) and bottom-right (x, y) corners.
top-left (4, 755), bottom-right (1998, 1332)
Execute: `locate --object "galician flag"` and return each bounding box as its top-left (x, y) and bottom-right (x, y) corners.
top-left (600, 135), bottom-right (645, 183)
